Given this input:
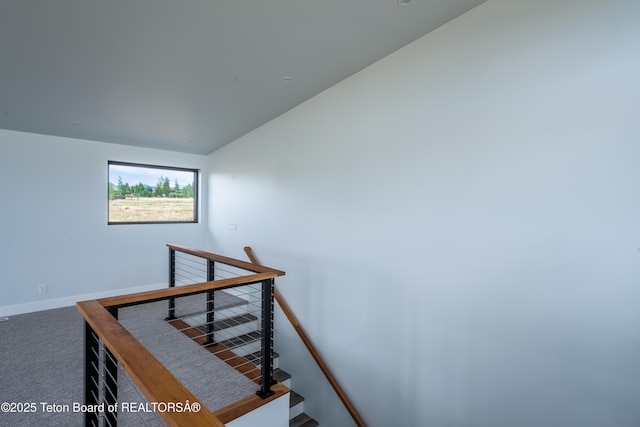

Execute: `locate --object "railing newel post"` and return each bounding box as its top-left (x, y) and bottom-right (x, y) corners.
top-left (104, 306), bottom-right (119, 427)
top-left (84, 321), bottom-right (100, 427)
top-left (167, 248), bottom-right (176, 320)
top-left (256, 277), bottom-right (275, 399)
top-left (205, 259), bottom-right (216, 345)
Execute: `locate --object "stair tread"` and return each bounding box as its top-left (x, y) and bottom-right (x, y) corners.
top-left (212, 313), bottom-right (257, 331)
top-left (290, 413), bottom-right (319, 427)
top-left (175, 291), bottom-right (248, 317)
top-left (244, 350), bottom-right (279, 366)
top-left (195, 313), bottom-right (258, 334)
top-left (273, 368), bottom-right (291, 383)
top-left (217, 331), bottom-right (261, 348)
top-left (290, 390), bottom-right (304, 407)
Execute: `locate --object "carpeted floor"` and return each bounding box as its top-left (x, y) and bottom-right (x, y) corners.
top-left (0, 295), bottom-right (257, 426)
top-left (0, 306), bottom-right (84, 426)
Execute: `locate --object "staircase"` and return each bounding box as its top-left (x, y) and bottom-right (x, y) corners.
top-left (180, 290), bottom-right (320, 426)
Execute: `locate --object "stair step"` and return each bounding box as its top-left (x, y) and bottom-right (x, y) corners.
top-left (218, 331), bottom-right (261, 346)
top-left (290, 413), bottom-right (319, 427)
top-left (217, 331), bottom-right (261, 356)
top-left (191, 313), bottom-right (257, 333)
top-left (212, 313), bottom-right (257, 331)
top-left (176, 291), bottom-right (249, 318)
top-left (273, 368), bottom-right (291, 384)
top-left (190, 313), bottom-right (258, 336)
top-left (289, 390), bottom-right (305, 419)
top-left (290, 390), bottom-right (304, 408)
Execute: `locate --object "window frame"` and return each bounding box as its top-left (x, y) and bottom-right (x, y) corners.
top-left (107, 161), bottom-right (199, 225)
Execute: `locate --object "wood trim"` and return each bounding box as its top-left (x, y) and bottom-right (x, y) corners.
top-left (243, 246), bottom-right (260, 265)
top-left (168, 244), bottom-right (286, 276)
top-left (244, 247), bottom-right (368, 427)
top-left (76, 300), bottom-right (224, 427)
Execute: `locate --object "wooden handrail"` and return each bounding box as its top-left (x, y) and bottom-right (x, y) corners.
top-left (167, 244), bottom-right (286, 277)
top-left (244, 246), bottom-right (367, 427)
top-left (77, 299), bottom-right (224, 427)
top-left (98, 271), bottom-right (278, 308)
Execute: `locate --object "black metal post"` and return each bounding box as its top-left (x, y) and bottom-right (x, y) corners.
top-left (256, 278), bottom-right (275, 398)
top-left (166, 248), bottom-right (176, 320)
top-left (205, 259), bottom-right (216, 345)
top-left (104, 307), bottom-right (119, 427)
top-left (84, 321), bottom-right (100, 427)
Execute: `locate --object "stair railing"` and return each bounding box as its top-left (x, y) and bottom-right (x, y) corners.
top-left (166, 243), bottom-right (285, 398)
top-left (77, 245), bottom-right (286, 426)
top-left (244, 246), bottom-right (367, 427)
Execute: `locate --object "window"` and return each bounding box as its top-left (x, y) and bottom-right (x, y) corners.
top-left (108, 161), bottom-right (198, 224)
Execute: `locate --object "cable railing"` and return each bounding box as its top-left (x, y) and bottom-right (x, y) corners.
top-left (166, 244), bottom-right (286, 395)
top-left (85, 332), bottom-right (167, 427)
top-left (77, 244), bottom-right (286, 427)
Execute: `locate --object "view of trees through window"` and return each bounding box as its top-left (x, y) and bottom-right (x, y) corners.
top-left (108, 161), bottom-right (198, 224)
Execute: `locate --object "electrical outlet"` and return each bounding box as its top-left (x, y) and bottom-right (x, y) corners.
top-left (38, 284), bottom-right (47, 295)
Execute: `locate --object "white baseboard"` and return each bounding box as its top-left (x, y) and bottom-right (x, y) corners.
top-left (0, 283), bottom-right (168, 317)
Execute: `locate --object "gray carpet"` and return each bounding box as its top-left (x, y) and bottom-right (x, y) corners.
top-left (0, 294), bottom-right (258, 426)
top-left (0, 306), bottom-right (84, 426)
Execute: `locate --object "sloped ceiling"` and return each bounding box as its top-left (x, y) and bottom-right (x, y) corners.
top-left (0, 0), bottom-right (485, 155)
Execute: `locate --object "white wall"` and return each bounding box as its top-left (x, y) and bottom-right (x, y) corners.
top-left (207, 1), bottom-right (640, 426)
top-left (0, 130), bottom-right (209, 315)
